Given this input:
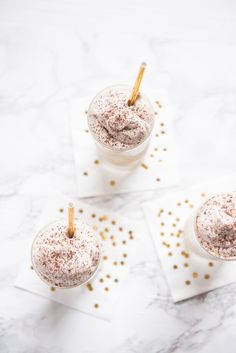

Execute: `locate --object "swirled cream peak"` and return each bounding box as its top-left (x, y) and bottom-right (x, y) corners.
top-left (196, 193), bottom-right (236, 259)
top-left (32, 220), bottom-right (100, 288)
top-left (88, 86), bottom-right (154, 150)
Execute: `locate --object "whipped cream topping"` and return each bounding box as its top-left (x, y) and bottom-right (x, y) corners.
top-left (196, 193), bottom-right (236, 259)
top-left (32, 220), bottom-right (101, 287)
top-left (88, 86), bottom-right (154, 150)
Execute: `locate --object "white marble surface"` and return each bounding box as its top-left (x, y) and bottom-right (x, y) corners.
top-left (1, 1), bottom-right (236, 352)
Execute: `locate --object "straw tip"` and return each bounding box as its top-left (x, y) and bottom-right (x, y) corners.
top-left (141, 62), bottom-right (147, 67)
top-left (68, 202), bottom-right (74, 208)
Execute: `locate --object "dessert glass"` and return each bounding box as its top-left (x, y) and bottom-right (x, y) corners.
top-left (184, 193), bottom-right (236, 261)
top-left (87, 85), bottom-right (155, 170)
top-left (31, 220), bottom-right (102, 288)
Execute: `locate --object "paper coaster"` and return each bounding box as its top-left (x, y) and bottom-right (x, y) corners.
top-left (15, 198), bottom-right (143, 321)
top-left (69, 91), bottom-right (179, 197)
top-left (142, 175), bottom-right (236, 302)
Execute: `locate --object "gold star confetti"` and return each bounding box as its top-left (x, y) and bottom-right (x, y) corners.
top-left (94, 159), bottom-right (100, 165)
top-left (94, 304), bottom-right (99, 309)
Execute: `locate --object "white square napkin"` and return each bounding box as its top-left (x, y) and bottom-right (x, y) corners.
top-left (15, 197), bottom-right (145, 321)
top-left (142, 175), bottom-right (236, 302)
top-left (69, 91), bottom-right (179, 197)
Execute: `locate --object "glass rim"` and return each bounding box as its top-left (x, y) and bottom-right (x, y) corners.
top-left (31, 219), bottom-right (103, 289)
top-left (87, 84), bottom-right (155, 152)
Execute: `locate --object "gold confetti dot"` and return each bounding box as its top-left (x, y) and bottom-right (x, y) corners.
top-left (99, 278), bottom-right (104, 283)
top-left (30, 265), bottom-right (34, 270)
top-left (110, 180), bottom-right (116, 187)
top-left (170, 232), bottom-right (174, 237)
top-left (155, 111), bottom-right (158, 115)
top-left (85, 129), bottom-right (89, 133)
top-left (189, 204), bottom-right (194, 208)
top-left (155, 134), bottom-right (159, 137)
top-left (160, 123), bottom-right (164, 127)
top-left (160, 222), bottom-right (165, 226)
top-left (185, 280), bottom-right (191, 285)
top-left (123, 253), bottom-right (127, 258)
top-left (163, 148), bottom-right (167, 151)
top-left (168, 211), bottom-right (172, 215)
top-left (94, 160), bottom-right (100, 165)
top-left (103, 256), bottom-right (108, 260)
top-left (129, 234), bottom-right (134, 240)
top-left (114, 278), bottom-right (119, 283)
top-left (173, 265), bottom-right (178, 270)
top-left (91, 213), bottom-right (96, 218)
top-left (184, 199), bottom-right (189, 203)
top-left (85, 110), bottom-right (88, 114)
top-left (168, 252), bottom-right (173, 256)
top-left (113, 261), bottom-right (118, 266)
top-left (120, 261), bottom-right (125, 265)
top-left (106, 274), bottom-right (111, 279)
top-left (112, 241), bottom-right (116, 247)
top-left (150, 154), bottom-right (154, 158)
top-left (208, 262), bottom-right (214, 267)
top-left (158, 159), bottom-right (163, 163)
top-left (204, 274), bottom-right (210, 280)
top-left (161, 131), bottom-right (165, 134)
top-left (156, 178), bottom-right (161, 182)
top-left (177, 202), bottom-right (181, 206)
top-left (176, 243), bottom-right (181, 247)
top-left (184, 263), bottom-right (189, 268)
top-left (50, 287), bottom-right (56, 292)
top-left (104, 227), bottom-right (109, 232)
top-left (128, 230), bottom-right (133, 235)
top-left (192, 272), bottom-right (198, 278)
top-left (111, 220), bottom-right (116, 225)
top-left (59, 208), bottom-right (64, 213)
top-left (119, 227), bottom-right (123, 232)
top-left (154, 147), bottom-right (158, 151)
top-left (176, 218), bottom-right (180, 222)
top-left (122, 240), bottom-right (126, 245)
top-left (83, 172), bottom-right (88, 176)
top-left (93, 225), bottom-right (98, 231)
top-left (94, 304), bottom-right (99, 309)
top-left (99, 232), bottom-right (106, 240)
top-left (86, 283), bottom-right (93, 291)
top-left (79, 209), bottom-right (83, 213)
top-left (160, 232), bottom-right (164, 236)
top-left (110, 235), bottom-right (115, 240)
top-left (141, 163), bottom-right (148, 170)
top-left (201, 193), bottom-right (206, 197)
top-left (172, 223), bottom-right (176, 227)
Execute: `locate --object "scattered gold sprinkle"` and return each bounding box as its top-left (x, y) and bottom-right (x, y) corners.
top-left (176, 218), bottom-right (180, 222)
top-left (155, 134), bottom-right (159, 137)
top-left (176, 243), bottom-right (181, 247)
top-left (120, 261), bottom-right (125, 265)
top-left (99, 216), bottom-right (108, 222)
top-left (185, 280), bottom-right (191, 285)
top-left (30, 265), bottom-right (34, 270)
top-left (155, 111), bottom-right (158, 115)
top-left (93, 225), bottom-right (98, 231)
top-left (160, 232), bottom-right (164, 236)
top-left (204, 274), bottom-right (210, 280)
top-left (172, 223), bottom-right (176, 227)
top-left (94, 159), bottom-right (100, 165)
top-left (114, 278), bottom-right (119, 283)
top-left (160, 222), bottom-right (165, 226)
top-left (111, 220), bottom-right (116, 225)
top-left (208, 262), bottom-right (214, 267)
top-left (201, 193), bottom-right (206, 197)
top-left (184, 263), bottom-right (189, 268)
top-left (91, 213), bottom-right (96, 218)
top-left (99, 232), bottom-right (106, 240)
top-left (156, 178), bottom-right (161, 182)
top-left (141, 163), bottom-right (148, 170)
top-left (160, 123), bottom-right (164, 127)
top-left (192, 272), bottom-right (198, 278)
top-left (163, 148), bottom-right (167, 151)
top-left (104, 287), bottom-right (109, 292)
top-left (129, 234), bottom-right (134, 240)
top-left (129, 230), bottom-right (133, 235)
top-left (158, 159), bottom-right (163, 163)
top-left (168, 252), bottom-right (173, 256)
top-left (123, 253), bottom-right (127, 258)
top-left (99, 278), bottom-right (104, 283)
top-left (189, 204), bottom-right (194, 208)
top-left (85, 129), bottom-right (89, 133)
top-left (110, 235), bottom-right (115, 240)
top-left (170, 232), bottom-right (174, 237)
top-left (112, 242), bottom-right (116, 247)
top-left (168, 211), bottom-right (172, 215)
top-left (173, 265), bottom-right (178, 270)
top-left (122, 240), bottom-right (126, 245)
top-left (85, 110), bottom-right (88, 114)
top-left (83, 172), bottom-right (88, 176)
top-left (94, 304), bottom-right (99, 309)
top-left (50, 287), bottom-right (56, 292)
top-left (103, 256), bottom-right (108, 260)
top-left (79, 209), bottom-right (83, 213)
top-left (161, 131), bottom-right (165, 134)
top-left (154, 147), bottom-right (158, 151)
top-left (59, 208), bottom-right (64, 213)
top-left (110, 180), bottom-right (116, 187)
top-left (177, 202), bottom-right (181, 206)
top-left (184, 199), bottom-right (189, 203)
top-left (106, 274), bottom-right (111, 279)
top-left (104, 227), bottom-right (109, 232)
top-left (150, 154), bottom-right (154, 158)
top-left (119, 227), bottom-right (123, 232)
top-left (113, 261), bottom-right (118, 266)
top-left (86, 283), bottom-right (93, 291)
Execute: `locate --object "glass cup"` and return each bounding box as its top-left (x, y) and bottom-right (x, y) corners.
top-left (87, 85), bottom-right (155, 170)
top-left (184, 193), bottom-right (236, 261)
top-left (31, 220), bottom-right (102, 288)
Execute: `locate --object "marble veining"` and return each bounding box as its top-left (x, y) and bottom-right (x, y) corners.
top-left (1, 0), bottom-right (236, 352)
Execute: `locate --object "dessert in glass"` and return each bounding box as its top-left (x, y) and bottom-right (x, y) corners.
top-left (87, 65), bottom-right (155, 169)
top-left (31, 205), bottom-right (101, 288)
top-left (184, 192), bottom-right (236, 261)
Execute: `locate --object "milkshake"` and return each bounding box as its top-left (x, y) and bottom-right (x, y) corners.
top-left (87, 85), bottom-right (155, 169)
top-left (31, 220), bottom-right (101, 288)
top-left (184, 192), bottom-right (236, 261)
